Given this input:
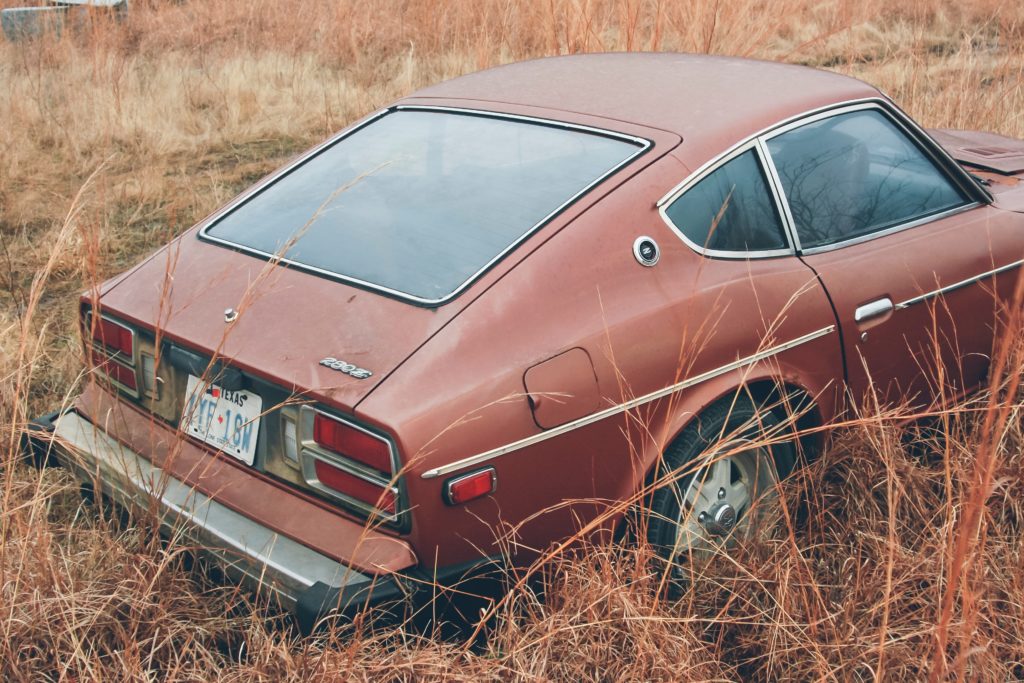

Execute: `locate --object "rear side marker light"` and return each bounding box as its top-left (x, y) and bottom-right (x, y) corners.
top-left (313, 459), bottom-right (397, 514)
top-left (444, 468), bottom-right (496, 505)
top-left (313, 412), bottom-right (393, 474)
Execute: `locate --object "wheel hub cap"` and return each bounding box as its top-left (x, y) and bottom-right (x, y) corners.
top-left (701, 503), bottom-right (736, 536)
top-left (677, 442), bottom-right (780, 554)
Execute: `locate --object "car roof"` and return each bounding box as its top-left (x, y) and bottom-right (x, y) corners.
top-left (408, 53), bottom-right (882, 171)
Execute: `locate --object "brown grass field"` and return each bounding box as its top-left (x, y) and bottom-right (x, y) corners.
top-left (2, 0), bottom-right (1024, 680)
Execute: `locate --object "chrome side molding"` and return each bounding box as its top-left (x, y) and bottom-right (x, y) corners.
top-left (896, 259), bottom-right (1024, 310)
top-left (421, 325), bottom-right (837, 479)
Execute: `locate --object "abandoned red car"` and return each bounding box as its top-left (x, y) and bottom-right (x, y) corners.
top-left (26, 53), bottom-right (1024, 632)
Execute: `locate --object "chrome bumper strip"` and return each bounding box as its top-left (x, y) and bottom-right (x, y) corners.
top-left (53, 411), bottom-right (370, 609)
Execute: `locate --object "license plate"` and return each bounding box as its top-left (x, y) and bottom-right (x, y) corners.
top-left (182, 374), bottom-right (263, 465)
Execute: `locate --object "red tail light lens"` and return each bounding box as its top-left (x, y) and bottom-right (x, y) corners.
top-left (313, 412), bottom-right (392, 474)
top-left (444, 468), bottom-right (496, 505)
top-left (83, 310), bottom-right (138, 394)
top-left (301, 408), bottom-right (402, 522)
top-left (91, 315), bottom-right (134, 358)
top-left (313, 460), bottom-right (397, 514)
top-left (96, 356), bottom-right (138, 390)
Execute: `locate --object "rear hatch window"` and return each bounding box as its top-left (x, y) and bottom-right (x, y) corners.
top-left (201, 109), bottom-right (647, 303)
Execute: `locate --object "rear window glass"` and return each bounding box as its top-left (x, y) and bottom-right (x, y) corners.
top-left (203, 110), bottom-right (644, 302)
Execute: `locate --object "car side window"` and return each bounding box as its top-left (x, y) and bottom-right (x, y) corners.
top-left (665, 149), bottom-right (789, 253)
top-left (766, 109), bottom-right (968, 250)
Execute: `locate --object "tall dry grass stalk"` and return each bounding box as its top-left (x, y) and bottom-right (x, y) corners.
top-left (2, 0), bottom-right (1024, 679)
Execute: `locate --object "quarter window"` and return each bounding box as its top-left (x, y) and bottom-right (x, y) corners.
top-left (665, 149), bottom-right (788, 253)
top-left (766, 109), bottom-right (967, 249)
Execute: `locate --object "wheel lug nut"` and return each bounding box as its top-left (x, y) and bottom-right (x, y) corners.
top-left (698, 512), bottom-right (707, 523)
top-left (718, 487), bottom-right (727, 500)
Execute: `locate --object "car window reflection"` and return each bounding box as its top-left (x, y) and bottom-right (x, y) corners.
top-left (205, 111), bottom-right (643, 301)
top-left (767, 110), bottom-right (967, 249)
top-left (665, 149), bottom-right (788, 253)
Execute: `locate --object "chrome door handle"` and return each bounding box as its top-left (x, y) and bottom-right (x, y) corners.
top-left (854, 297), bottom-right (894, 323)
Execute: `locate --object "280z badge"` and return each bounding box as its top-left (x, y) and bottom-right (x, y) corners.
top-left (319, 357), bottom-right (373, 380)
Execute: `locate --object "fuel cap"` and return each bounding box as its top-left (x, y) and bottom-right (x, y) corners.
top-left (633, 236), bottom-right (660, 267)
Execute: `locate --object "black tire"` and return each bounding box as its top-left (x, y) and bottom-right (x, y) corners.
top-left (645, 395), bottom-right (796, 564)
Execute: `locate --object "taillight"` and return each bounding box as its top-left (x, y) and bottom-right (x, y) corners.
top-left (91, 314), bottom-right (135, 359)
top-left (300, 407), bottom-right (400, 521)
top-left (313, 412), bottom-right (393, 474)
top-left (96, 355), bottom-right (138, 391)
top-left (313, 460), bottom-right (397, 514)
top-left (84, 309), bottom-right (138, 395)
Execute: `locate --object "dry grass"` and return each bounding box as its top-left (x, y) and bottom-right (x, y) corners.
top-left (2, 0), bottom-right (1024, 680)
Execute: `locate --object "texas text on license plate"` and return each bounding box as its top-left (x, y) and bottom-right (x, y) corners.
top-left (182, 374), bottom-right (263, 465)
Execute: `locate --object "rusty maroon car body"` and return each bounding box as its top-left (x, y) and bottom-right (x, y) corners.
top-left (31, 53), bottom-right (1024, 631)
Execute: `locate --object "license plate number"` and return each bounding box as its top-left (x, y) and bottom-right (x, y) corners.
top-left (182, 375), bottom-right (262, 465)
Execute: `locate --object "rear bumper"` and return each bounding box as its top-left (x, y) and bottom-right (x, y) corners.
top-left (35, 409), bottom-right (410, 633)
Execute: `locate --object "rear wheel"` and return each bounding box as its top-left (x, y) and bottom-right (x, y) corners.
top-left (646, 396), bottom-right (796, 566)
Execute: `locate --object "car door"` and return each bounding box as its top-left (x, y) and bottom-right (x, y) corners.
top-left (655, 141), bottom-right (844, 417)
top-left (763, 104), bottom-right (1024, 408)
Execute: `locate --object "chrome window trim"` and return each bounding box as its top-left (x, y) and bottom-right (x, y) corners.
top-left (394, 105), bottom-right (651, 147)
top-left (657, 139), bottom-right (795, 260)
top-left (656, 97), bottom-right (990, 260)
top-left (761, 101), bottom-right (980, 253)
top-left (758, 100), bottom-right (988, 205)
top-left (878, 101), bottom-right (993, 204)
top-left (896, 258), bottom-right (1024, 309)
top-left (196, 107), bottom-right (388, 249)
top-left (757, 137), bottom-right (803, 253)
top-left (797, 202), bottom-right (979, 255)
top-left (657, 99), bottom-right (893, 208)
top-left (298, 405), bottom-right (405, 525)
top-left (198, 106), bottom-right (652, 307)
top-left (421, 324), bottom-right (836, 479)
